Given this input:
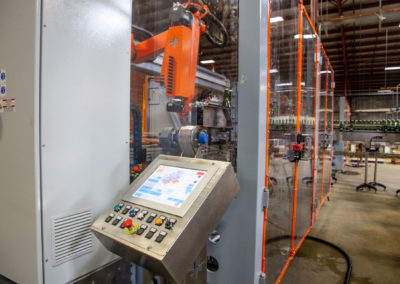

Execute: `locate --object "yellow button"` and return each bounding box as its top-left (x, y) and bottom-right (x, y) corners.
top-left (125, 222), bottom-right (139, 235)
top-left (155, 218), bottom-right (162, 225)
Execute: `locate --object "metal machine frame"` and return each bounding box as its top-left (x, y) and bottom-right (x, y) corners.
top-left (0, 1), bottom-right (335, 284)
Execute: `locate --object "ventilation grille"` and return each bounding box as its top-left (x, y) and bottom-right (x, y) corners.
top-left (51, 209), bottom-right (93, 266)
top-left (166, 56), bottom-right (175, 95)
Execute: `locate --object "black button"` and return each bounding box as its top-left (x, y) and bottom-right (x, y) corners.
top-left (136, 228), bottom-right (145, 235)
top-left (105, 216), bottom-right (113, 223)
top-left (146, 216), bottom-right (155, 223)
top-left (165, 218), bottom-right (177, 229)
top-left (145, 227), bottom-right (157, 238)
top-left (145, 231), bottom-right (155, 239)
top-left (112, 218), bottom-right (121, 226)
top-left (155, 231), bottom-right (167, 243)
top-left (122, 208), bottom-right (129, 215)
top-left (120, 219), bottom-right (127, 229)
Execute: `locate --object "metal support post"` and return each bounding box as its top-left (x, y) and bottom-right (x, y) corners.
top-left (206, 0), bottom-right (268, 283)
top-left (356, 148), bottom-right (377, 193)
top-left (368, 151), bottom-right (386, 191)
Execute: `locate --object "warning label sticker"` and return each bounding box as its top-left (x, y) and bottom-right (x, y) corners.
top-left (0, 98), bottom-right (16, 113)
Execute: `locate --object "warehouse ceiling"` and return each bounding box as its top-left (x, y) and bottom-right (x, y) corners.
top-left (132, 0), bottom-right (400, 96)
top-left (306, 0), bottom-right (400, 96)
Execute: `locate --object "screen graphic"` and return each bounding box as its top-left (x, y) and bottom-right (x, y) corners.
top-left (133, 165), bottom-right (207, 208)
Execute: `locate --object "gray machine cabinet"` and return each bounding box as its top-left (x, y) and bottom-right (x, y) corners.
top-left (0, 0), bottom-right (132, 283)
top-left (92, 155), bottom-right (239, 283)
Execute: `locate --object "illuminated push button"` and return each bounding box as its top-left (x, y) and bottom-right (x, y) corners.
top-left (123, 219), bottom-right (139, 235)
top-left (122, 205), bottom-right (131, 215)
top-left (112, 216), bottom-right (122, 226)
top-left (155, 215), bottom-right (166, 226)
top-left (134, 208), bottom-right (140, 213)
top-left (136, 224), bottom-right (147, 235)
top-left (165, 218), bottom-right (177, 229)
top-left (142, 210), bottom-right (148, 216)
top-left (129, 210), bottom-right (136, 217)
top-left (105, 213), bottom-right (115, 223)
top-left (114, 205), bottom-right (121, 212)
top-left (120, 219), bottom-right (127, 229)
top-left (146, 212), bottom-right (157, 223)
top-left (145, 227), bottom-right (157, 239)
top-left (155, 231), bottom-right (167, 243)
top-left (137, 213), bottom-right (144, 220)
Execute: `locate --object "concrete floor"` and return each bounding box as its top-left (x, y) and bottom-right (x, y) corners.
top-left (282, 163), bottom-right (400, 284)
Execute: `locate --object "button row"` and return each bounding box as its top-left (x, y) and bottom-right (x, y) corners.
top-left (104, 214), bottom-right (169, 242)
top-left (128, 223), bottom-right (167, 242)
top-left (109, 204), bottom-right (177, 229)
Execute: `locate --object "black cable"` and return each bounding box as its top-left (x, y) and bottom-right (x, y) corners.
top-left (130, 104), bottom-right (144, 166)
top-left (203, 12), bottom-right (229, 48)
top-left (266, 235), bottom-right (352, 284)
top-left (131, 24), bottom-right (154, 39)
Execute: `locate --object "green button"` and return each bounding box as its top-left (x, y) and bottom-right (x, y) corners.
top-left (114, 205), bottom-right (120, 211)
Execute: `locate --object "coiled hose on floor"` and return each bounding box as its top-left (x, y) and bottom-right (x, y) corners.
top-left (266, 235), bottom-right (352, 284)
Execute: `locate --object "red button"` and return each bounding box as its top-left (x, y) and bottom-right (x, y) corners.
top-left (123, 219), bottom-right (132, 228)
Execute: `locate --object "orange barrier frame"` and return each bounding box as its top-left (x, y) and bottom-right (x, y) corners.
top-left (264, 1), bottom-right (335, 282)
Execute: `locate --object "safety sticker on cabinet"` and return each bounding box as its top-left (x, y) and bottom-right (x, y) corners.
top-left (0, 98), bottom-right (16, 113)
top-left (0, 69), bottom-right (6, 97)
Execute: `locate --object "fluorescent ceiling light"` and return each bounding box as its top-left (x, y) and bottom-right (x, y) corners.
top-left (320, 70), bottom-right (332, 74)
top-left (304, 34), bottom-right (316, 39)
top-left (276, 82), bottom-right (292, 87)
top-left (270, 69), bottom-right (278, 73)
top-left (377, 89), bottom-right (392, 93)
top-left (384, 66), bottom-right (400, 71)
top-left (294, 34), bottom-right (316, 39)
top-left (270, 16), bottom-right (284, 23)
top-left (200, 59), bottom-right (215, 64)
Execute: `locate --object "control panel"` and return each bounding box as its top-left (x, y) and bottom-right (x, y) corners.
top-left (92, 155), bottom-right (239, 283)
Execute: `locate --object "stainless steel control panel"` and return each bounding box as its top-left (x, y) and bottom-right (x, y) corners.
top-left (92, 155), bottom-right (239, 283)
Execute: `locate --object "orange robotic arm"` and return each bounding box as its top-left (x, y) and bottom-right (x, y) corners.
top-left (132, 4), bottom-right (206, 113)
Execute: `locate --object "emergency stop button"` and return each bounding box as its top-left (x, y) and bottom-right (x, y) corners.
top-left (123, 219), bottom-right (139, 235)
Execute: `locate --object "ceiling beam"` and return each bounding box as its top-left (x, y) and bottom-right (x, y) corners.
top-left (317, 0), bottom-right (400, 18)
top-left (321, 7), bottom-right (400, 24)
top-left (322, 29), bottom-right (400, 43)
top-left (323, 39), bottom-right (399, 51)
top-left (325, 20), bottom-right (400, 35)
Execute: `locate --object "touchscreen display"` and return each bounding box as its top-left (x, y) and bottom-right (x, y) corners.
top-left (132, 165), bottom-right (207, 208)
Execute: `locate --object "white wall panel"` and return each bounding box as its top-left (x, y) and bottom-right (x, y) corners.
top-left (40, 0), bottom-right (131, 282)
top-left (0, 1), bottom-right (42, 283)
